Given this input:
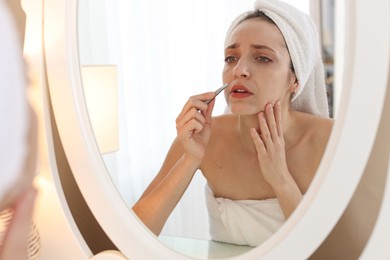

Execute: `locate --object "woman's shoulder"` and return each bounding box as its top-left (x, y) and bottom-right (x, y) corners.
top-left (297, 112), bottom-right (334, 148)
top-left (211, 114), bottom-right (237, 129)
top-left (295, 111), bottom-right (333, 128)
top-left (304, 112), bottom-right (333, 125)
top-left (208, 114), bottom-right (237, 143)
top-left (212, 113), bottom-right (236, 121)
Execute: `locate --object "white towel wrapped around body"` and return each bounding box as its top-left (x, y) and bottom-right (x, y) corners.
top-left (205, 185), bottom-right (285, 246)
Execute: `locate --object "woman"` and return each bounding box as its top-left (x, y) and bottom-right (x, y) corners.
top-left (133, 0), bottom-right (333, 246)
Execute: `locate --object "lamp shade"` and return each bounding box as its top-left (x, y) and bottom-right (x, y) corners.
top-left (81, 65), bottom-right (119, 153)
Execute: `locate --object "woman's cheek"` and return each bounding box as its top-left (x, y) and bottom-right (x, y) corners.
top-left (224, 89), bottom-right (230, 105)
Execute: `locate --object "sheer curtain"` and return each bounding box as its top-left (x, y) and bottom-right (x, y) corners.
top-left (79, 0), bottom-right (309, 240)
top-left (115, 0), bottom-right (256, 239)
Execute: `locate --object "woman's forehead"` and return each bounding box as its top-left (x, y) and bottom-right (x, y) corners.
top-left (226, 19), bottom-right (287, 51)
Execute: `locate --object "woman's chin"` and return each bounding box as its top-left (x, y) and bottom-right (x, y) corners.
top-left (228, 106), bottom-right (260, 115)
top-left (229, 108), bottom-right (259, 116)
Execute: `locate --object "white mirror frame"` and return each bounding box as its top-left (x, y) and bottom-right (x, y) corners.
top-left (43, 0), bottom-right (390, 259)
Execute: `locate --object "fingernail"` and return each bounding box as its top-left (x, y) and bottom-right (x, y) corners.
top-left (250, 128), bottom-right (257, 135)
top-left (259, 112), bottom-right (264, 118)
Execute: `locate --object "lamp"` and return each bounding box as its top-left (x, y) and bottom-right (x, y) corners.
top-left (81, 65), bottom-right (119, 153)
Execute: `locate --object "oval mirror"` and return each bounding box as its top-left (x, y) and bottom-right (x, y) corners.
top-left (44, 0), bottom-right (390, 258)
top-left (76, 0), bottom-right (337, 257)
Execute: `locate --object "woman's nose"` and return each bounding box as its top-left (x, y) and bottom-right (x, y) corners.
top-left (233, 59), bottom-right (251, 78)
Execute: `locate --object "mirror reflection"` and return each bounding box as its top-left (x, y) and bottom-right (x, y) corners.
top-left (78, 0), bottom-right (336, 257)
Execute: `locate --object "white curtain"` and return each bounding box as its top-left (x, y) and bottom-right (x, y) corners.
top-left (78, 0), bottom-right (309, 240)
top-left (115, 0), bottom-right (256, 239)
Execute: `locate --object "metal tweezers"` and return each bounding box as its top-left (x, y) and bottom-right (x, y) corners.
top-left (204, 83), bottom-right (230, 104)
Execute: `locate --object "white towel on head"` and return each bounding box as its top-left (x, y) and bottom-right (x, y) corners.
top-left (226, 0), bottom-right (329, 117)
top-left (0, 0), bottom-right (28, 202)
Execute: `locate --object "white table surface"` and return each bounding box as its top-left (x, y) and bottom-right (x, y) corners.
top-left (159, 235), bottom-right (254, 259)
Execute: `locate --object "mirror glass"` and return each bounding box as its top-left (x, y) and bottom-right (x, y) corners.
top-left (77, 0), bottom-right (336, 257)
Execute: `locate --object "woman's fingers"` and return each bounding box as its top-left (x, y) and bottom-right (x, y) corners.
top-left (250, 128), bottom-right (266, 155)
top-left (275, 101), bottom-right (283, 137)
top-left (176, 107), bottom-right (206, 129)
top-left (251, 101), bottom-right (290, 187)
top-left (204, 98), bottom-right (215, 123)
top-left (174, 91), bottom-right (216, 161)
top-left (264, 103), bottom-right (278, 141)
top-left (255, 101), bottom-right (285, 152)
top-left (176, 92), bottom-right (216, 135)
top-left (177, 92), bottom-right (215, 121)
top-left (258, 112), bottom-right (273, 149)
top-left (180, 118), bottom-right (204, 135)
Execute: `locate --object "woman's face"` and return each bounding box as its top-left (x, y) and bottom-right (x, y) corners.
top-left (223, 18), bottom-right (297, 115)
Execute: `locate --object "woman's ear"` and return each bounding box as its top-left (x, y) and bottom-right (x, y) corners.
top-left (289, 77), bottom-right (299, 100)
top-left (290, 77), bottom-right (299, 92)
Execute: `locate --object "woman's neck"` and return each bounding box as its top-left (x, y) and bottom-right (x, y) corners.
top-left (235, 107), bottom-right (295, 150)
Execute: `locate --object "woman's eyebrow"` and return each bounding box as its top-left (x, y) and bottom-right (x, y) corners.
top-left (225, 43), bottom-right (276, 53)
top-left (251, 44), bottom-right (276, 53)
top-left (225, 43), bottom-right (238, 50)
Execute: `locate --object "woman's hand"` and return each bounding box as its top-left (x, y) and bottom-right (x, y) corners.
top-left (176, 92), bottom-right (216, 162)
top-left (250, 101), bottom-right (291, 187)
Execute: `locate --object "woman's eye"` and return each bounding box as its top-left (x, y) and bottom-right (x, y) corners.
top-left (224, 56), bottom-right (237, 63)
top-left (257, 56), bottom-right (271, 63)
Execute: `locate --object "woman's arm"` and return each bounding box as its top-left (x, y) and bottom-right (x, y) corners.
top-left (132, 92), bottom-right (216, 235)
top-left (132, 139), bottom-right (199, 235)
top-left (268, 174), bottom-right (302, 218)
top-left (250, 101), bottom-right (302, 218)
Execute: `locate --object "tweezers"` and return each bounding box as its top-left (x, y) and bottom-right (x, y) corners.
top-left (205, 83), bottom-right (230, 104)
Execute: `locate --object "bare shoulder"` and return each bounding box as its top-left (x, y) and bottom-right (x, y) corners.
top-left (210, 114), bottom-right (237, 134)
top-left (207, 114), bottom-right (237, 148)
top-left (211, 113), bottom-right (236, 125)
top-left (297, 112), bottom-right (334, 149)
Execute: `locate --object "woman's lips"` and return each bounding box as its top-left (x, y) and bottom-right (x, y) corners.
top-left (230, 85), bottom-right (253, 99)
